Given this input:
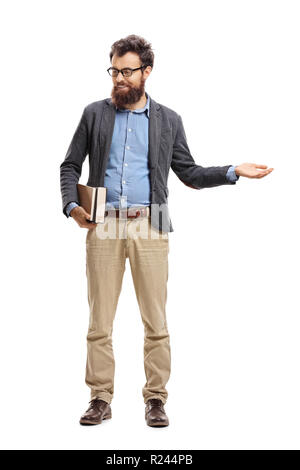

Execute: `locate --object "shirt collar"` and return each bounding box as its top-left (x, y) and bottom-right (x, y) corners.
top-left (116, 92), bottom-right (150, 118)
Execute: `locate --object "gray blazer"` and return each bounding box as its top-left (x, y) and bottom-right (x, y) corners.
top-left (60, 95), bottom-right (237, 232)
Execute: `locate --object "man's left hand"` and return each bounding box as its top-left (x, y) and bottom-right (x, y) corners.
top-left (235, 163), bottom-right (274, 178)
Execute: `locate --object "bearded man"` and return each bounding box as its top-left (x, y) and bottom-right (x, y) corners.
top-left (60, 34), bottom-right (273, 427)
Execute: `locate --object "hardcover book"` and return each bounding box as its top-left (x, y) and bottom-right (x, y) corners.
top-left (76, 184), bottom-right (107, 223)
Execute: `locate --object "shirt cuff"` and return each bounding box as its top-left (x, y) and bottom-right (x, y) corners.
top-left (66, 202), bottom-right (79, 217)
top-left (226, 165), bottom-right (239, 183)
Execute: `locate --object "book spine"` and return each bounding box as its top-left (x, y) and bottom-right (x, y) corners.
top-left (92, 188), bottom-right (98, 222)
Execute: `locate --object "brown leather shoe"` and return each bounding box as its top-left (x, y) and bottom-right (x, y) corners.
top-left (145, 398), bottom-right (169, 427)
top-left (79, 398), bottom-right (112, 425)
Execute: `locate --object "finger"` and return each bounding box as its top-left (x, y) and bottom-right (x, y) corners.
top-left (255, 164), bottom-right (268, 169)
top-left (78, 219), bottom-right (97, 228)
top-left (257, 168), bottom-right (273, 175)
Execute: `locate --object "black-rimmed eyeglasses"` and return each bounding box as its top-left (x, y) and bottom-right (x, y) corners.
top-left (107, 66), bottom-right (147, 78)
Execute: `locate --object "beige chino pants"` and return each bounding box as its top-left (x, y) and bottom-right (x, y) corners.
top-left (85, 210), bottom-right (171, 405)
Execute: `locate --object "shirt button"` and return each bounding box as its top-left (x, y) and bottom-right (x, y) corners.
top-left (123, 180), bottom-right (126, 184)
top-left (126, 145), bottom-right (130, 150)
top-left (124, 163), bottom-right (128, 166)
top-left (128, 128), bottom-right (132, 132)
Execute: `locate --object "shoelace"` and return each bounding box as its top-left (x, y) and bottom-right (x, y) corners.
top-left (88, 398), bottom-right (106, 410)
top-left (148, 399), bottom-right (163, 409)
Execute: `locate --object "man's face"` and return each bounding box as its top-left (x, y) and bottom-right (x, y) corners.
top-left (110, 52), bottom-right (151, 109)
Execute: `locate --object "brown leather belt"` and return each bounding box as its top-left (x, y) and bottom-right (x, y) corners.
top-left (104, 206), bottom-right (150, 219)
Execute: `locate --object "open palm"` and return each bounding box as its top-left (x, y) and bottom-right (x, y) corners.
top-left (235, 163), bottom-right (274, 178)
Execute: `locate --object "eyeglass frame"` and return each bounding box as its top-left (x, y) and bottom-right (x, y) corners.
top-left (107, 65), bottom-right (147, 78)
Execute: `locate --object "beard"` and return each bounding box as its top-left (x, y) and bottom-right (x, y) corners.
top-left (111, 77), bottom-right (146, 110)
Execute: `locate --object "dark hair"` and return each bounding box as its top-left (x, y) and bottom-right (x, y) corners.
top-left (109, 34), bottom-right (154, 69)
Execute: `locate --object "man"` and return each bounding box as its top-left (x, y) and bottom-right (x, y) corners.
top-left (60, 35), bottom-right (274, 427)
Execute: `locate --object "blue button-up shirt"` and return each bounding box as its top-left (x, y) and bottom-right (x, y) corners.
top-left (65, 94), bottom-right (238, 217)
top-left (104, 92), bottom-right (151, 210)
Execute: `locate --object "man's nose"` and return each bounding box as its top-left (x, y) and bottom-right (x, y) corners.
top-left (116, 72), bottom-right (124, 82)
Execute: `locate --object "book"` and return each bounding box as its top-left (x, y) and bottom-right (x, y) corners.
top-left (76, 184), bottom-right (107, 223)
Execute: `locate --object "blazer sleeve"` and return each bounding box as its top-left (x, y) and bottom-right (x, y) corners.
top-left (171, 114), bottom-right (236, 189)
top-left (60, 108), bottom-right (89, 217)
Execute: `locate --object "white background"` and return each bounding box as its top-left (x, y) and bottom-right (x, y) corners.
top-left (0, 0), bottom-right (299, 450)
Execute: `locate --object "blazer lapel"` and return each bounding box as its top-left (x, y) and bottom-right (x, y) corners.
top-left (99, 99), bottom-right (116, 185)
top-left (148, 96), bottom-right (162, 190)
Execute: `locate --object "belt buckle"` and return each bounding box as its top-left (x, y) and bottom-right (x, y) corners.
top-left (128, 208), bottom-right (140, 218)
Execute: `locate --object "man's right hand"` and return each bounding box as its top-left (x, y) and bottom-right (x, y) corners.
top-left (70, 206), bottom-right (97, 229)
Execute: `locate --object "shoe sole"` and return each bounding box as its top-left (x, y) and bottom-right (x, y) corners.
top-left (79, 413), bottom-right (112, 425)
top-left (146, 422), bottom-right (169, 427)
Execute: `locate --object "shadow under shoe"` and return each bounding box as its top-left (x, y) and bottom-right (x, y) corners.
top-left (79, 398), bottom-right (112, 425)
top-left (145, 398), bottom-right (169, 427)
